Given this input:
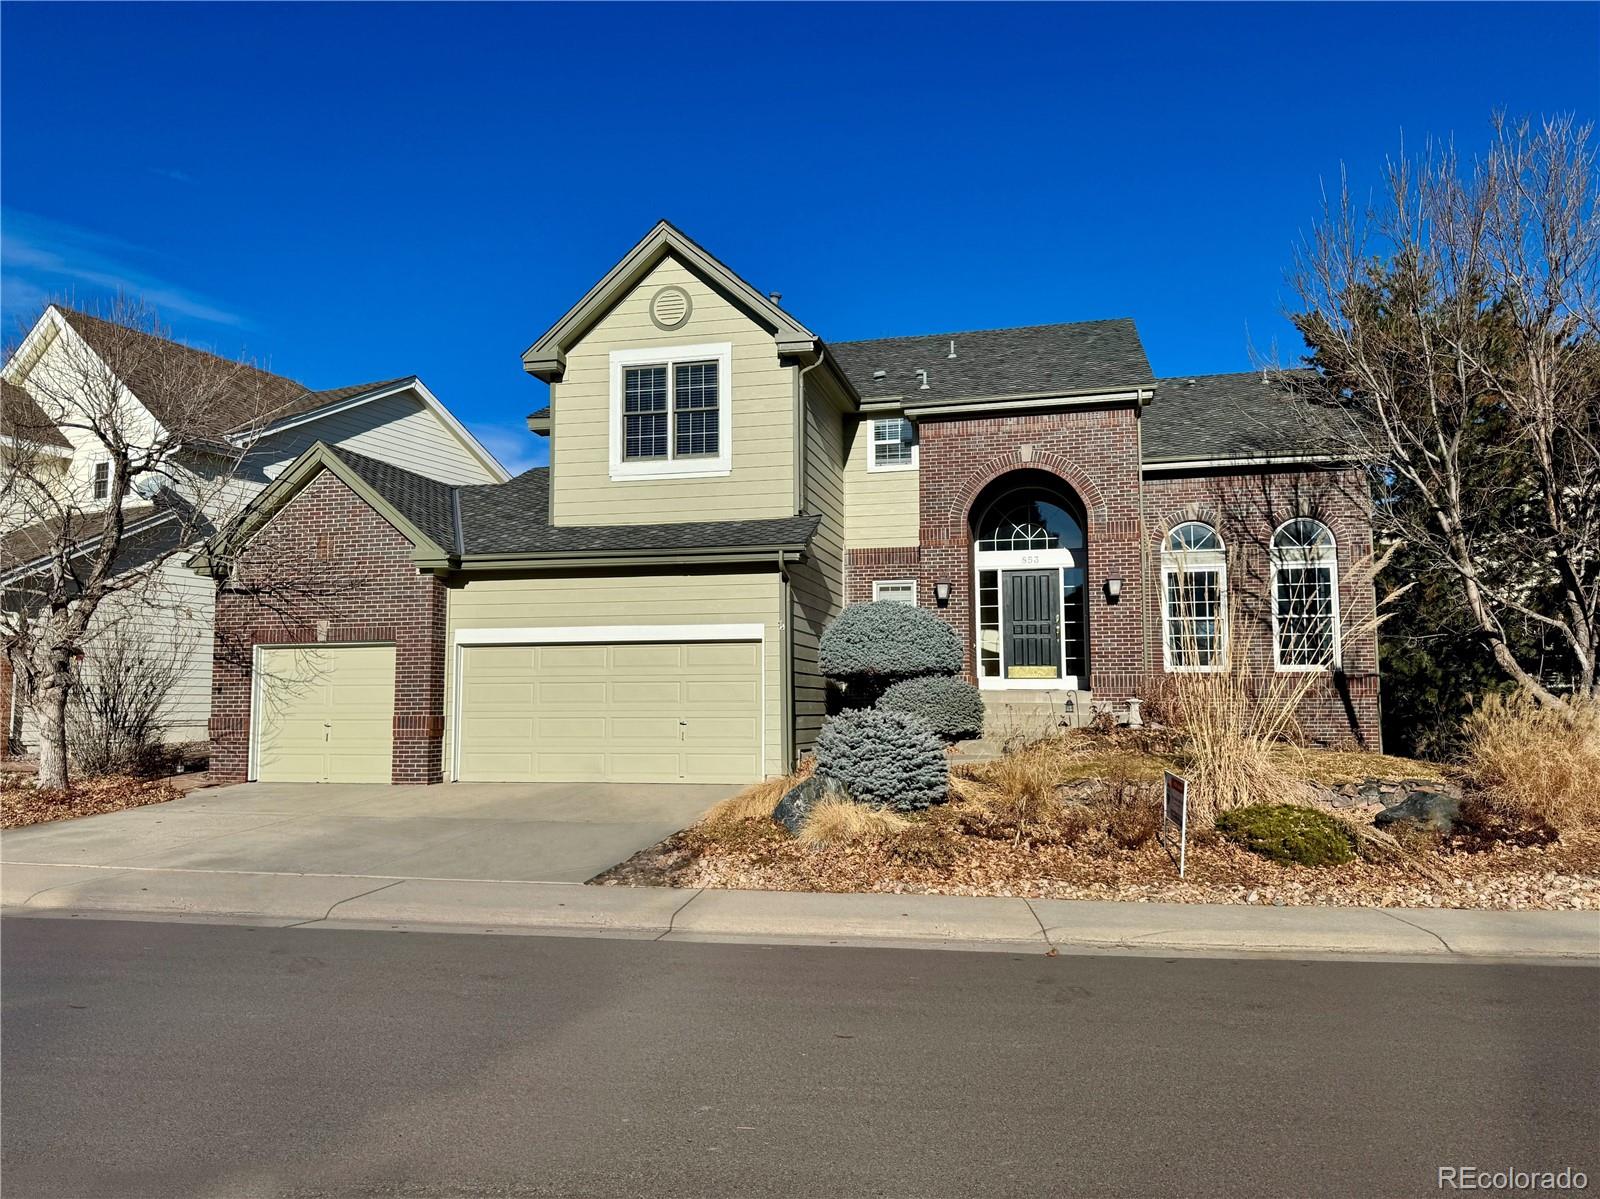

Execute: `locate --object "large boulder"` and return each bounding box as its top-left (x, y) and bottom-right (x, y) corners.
top-left (772, 772), bottom-right (852, 834)
top-left (1374, 785), bottom-right (1463, 832)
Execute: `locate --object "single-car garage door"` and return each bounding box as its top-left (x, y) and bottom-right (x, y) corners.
top-left (254, 645), bottom-right (395, 783)
top-left (456, 640), bottom-right (761, 783)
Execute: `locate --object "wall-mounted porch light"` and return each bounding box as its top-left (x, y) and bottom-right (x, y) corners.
top-left (1104, 577), bottom-right (1124, 602)
top-left (934, 581), bottom-right (952, 607)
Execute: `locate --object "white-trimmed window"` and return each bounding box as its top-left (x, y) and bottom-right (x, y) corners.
top-left (869, 417), bottom-right (918, 471)
top-left (1161, 521), bottom-right (1227, 671)
top-left (608, 343), bottom-right (732, 480)
top-left (92, 460), bottom-right (110, 501)
top-left (1271, 518), bottom-right (1341, 670)
top-left (872, 578), bottom-right (917, 604)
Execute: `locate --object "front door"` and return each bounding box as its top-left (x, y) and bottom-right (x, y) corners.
top-left (1003, 570), bottom-right (1061, 680)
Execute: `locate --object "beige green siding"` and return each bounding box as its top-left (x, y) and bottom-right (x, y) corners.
top-left (843, 413), bottom-right (920, 547)
top-left (792, 374), bottom-right (848, 754)
top-left (443, 566), bottom-right (785, 778)
top-left (548, 255), bottom-right (797, 527)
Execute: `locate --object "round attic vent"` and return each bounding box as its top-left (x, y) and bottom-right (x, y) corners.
top-left (649, 285), bottom-right (692, 331)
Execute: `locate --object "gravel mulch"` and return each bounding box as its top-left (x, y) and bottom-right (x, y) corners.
top-left (595, 813), bottom-right (1600, 912)
top-left (1, 775), bottom-right (184, 829)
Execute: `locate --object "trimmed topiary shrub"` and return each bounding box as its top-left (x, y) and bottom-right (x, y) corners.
top-left (1215, 804), bottom-right (1356, 867)
top-left (819, 601), bottom-right (963, 685)
top-left (878, 675), bottom-right (985, 741)
top-left (814, 708), bottom-right (950, 812)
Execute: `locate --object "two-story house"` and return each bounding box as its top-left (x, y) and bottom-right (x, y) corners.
top-left (1, 305), bottom-right (509, 755)
top-left (203, 221), bottom-right (1379, 787)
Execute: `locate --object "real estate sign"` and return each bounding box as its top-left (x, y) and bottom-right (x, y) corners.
top-left (1160, 771), bottom-right (1188, 878)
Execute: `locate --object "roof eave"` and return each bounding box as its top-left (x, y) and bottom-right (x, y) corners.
top-left (413, 543), bottom-right (810, 573)
top-left (1140, 452), bottom-right (1345, 472)
top-left (905, 385), bottom-right (1156, 418)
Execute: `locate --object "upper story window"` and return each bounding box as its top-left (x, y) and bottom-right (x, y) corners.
top-left (1271, 518), bottom-right (1341, 670)
top-left (1161, 521), bottom-right (1227, 671)
top-left (609, 343), bottom-right (732, 480)
top-left (92, 460), bottom-right (110, 501)
top-left (869, 417), bottom-right (918, 471)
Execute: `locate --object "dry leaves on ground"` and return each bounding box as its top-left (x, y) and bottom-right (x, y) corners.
top-left (1, 775), bottom-right (182, 829)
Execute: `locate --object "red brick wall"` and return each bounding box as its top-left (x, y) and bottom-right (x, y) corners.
top-left (1141, 467), bottom-right (1381, 747)
top-left (841, 410), bottom-right (1382, 748)
top-left (914, 405), bottom-right (1147, 699)
top-left (0, 655), bottom-right (12, 759)
top-left (210, 470), bottom-right (447, 785)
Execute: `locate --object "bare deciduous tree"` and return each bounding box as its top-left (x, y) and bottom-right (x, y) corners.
top-left (2, 297), bottom-right (286, 788)
top-left (1285, 114), bottom-right (1600, 708)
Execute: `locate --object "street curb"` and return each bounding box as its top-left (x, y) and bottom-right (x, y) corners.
top-left (3, 863), bottom-right (1597, 962)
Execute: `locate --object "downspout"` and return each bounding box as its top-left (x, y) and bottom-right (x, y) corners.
top-left (781, 350), bottom-right (827, 772)
top-left (778, 551), bottom-right (794, 773)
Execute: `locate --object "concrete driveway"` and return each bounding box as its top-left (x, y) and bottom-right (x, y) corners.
top-left (0, 780), bottom-right (737, 884)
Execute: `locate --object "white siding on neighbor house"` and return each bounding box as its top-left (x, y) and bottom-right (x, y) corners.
top-left (261, 390), bottom-right (501, 485)
top-left (549, 255), bottom-right (797, 527)
top-left (443, 567), bottom-right (786, 779)
top-left (843, 413), bottom-right (920, 548)
top-left (18, 559), bottom-right (214, 750)
top-left (792, 375), bottom-right (848, 754)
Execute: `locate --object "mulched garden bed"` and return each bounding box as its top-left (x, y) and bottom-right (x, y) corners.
top-left (596, 822), bottom-right (1600, 910)
top-left (593, 737), bottom-right (1600, 911)
top-left (1, 775), bottom-right (184, 829)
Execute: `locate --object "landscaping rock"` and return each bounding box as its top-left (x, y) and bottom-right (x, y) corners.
top-left (772, 773), bottom-right (852, 834)
top-left (1375, 787), bottom-right (1463, 832)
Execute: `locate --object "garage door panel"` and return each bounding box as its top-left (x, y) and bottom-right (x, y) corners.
top-left (256, 645), bottom-right (395, 784)
top-left (457, 639), bottom-right (760, 783)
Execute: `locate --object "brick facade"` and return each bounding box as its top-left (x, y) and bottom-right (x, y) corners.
top-left (210, 470), bottom-right (447, 785)
top-left (844, 405), bottom-right (1382, 748)
top-left (914, 405), bottom-right (1147, 701)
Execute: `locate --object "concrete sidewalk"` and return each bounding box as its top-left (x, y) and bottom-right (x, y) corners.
top-left (3, 861), bottom-right (1596, 961)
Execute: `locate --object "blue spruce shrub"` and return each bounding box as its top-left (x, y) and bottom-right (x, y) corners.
top-left (877, 675), bottom-right (986, 741)
top-left (814, 708), bottom-right (949, 811)
top-left (818, 601), bottom-right (964, 683)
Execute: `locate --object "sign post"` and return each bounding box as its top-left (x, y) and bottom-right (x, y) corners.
top-left (1160, 770), bottom-right (1188, 878)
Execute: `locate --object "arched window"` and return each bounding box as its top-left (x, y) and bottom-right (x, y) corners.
top-left (974, 490), bottom-right (1085, 552)
top-left (1161, 522), bottom-right (1227, 670)
top-left (1271, 519), bottom-right (1340, 669)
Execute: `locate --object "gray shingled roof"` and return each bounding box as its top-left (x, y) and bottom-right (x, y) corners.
top-left (831, 319), bottom-right (1154, 404)
top-left (324, 446), bottom-right (819, 559)
top-left (327, 445), bottom-right (459, 550)
top-left (1142, 371), bottom-right (1342, 463)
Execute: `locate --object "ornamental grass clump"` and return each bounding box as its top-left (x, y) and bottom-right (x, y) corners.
top-left (814, 708), bottom-right (950, 811)
top-left (877, 675), bottom-right (985, 741)
top-left (1462, 692), bottom-right (1600, 834)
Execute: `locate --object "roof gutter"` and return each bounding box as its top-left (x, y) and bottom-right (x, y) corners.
top-left (1141, 453), bottom-right (1344, 473)
top-left (411, 544), bottom-right (810, 573)
top-left (903, 386), bottom-right (1156, 418)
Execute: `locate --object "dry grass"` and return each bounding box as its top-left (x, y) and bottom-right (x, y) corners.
top-left (1278, 747), bottom-right (1448, 785)
top-left (796, 796), bottom-right (910, 846)
top-left (701, 759), bottom-right (814, 828)
top-left (1463, 692), bottom-right (1600, 833)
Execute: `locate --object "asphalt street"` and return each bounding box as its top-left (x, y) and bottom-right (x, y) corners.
top-left (3, 917), bottom-right (1596, 1198)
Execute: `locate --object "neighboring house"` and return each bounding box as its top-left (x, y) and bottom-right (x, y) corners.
top-left (204, 221), bottom-right (1380, 788)
top-left (0, 305), bottom-right (508, 755)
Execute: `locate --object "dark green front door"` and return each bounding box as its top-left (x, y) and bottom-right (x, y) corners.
top-left (1004, 570), bottom-right (1061, 679)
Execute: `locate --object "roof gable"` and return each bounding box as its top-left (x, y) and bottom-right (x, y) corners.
top-left (522, 221), bottom-right (820, 383)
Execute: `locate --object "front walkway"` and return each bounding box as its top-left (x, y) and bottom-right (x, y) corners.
top-left (0, 780), bottom-right (736, 884)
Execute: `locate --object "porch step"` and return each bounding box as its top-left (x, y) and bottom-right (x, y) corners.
top-left (981, 690), bottom-right (1093, 741)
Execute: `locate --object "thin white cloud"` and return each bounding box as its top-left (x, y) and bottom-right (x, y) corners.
top-left (0, 209), bottom-right (245, 328)
top-left (469, 420), bottom-right (547, 476)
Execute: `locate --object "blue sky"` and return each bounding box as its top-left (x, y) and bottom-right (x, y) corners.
top-left (3, 2), bottom-right (1595, 474)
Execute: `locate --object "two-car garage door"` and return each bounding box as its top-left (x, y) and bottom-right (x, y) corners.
top-left (455, 639), bottom-right (761, 783)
